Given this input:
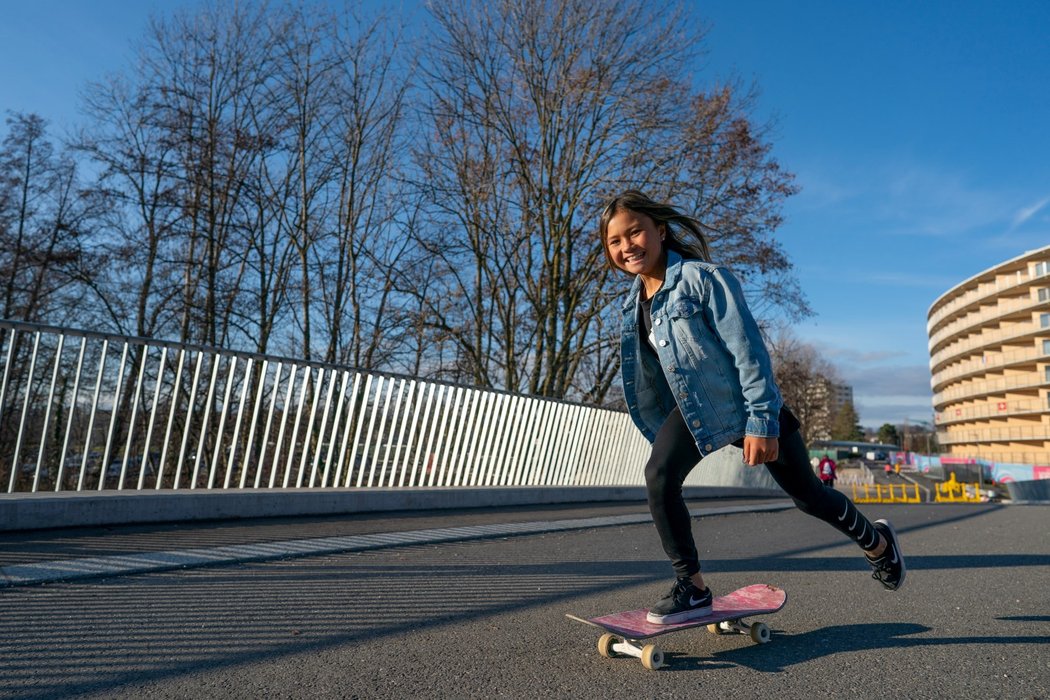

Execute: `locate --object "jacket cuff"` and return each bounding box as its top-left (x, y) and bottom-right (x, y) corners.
top-left (746, 415), bottom-right (780, 439)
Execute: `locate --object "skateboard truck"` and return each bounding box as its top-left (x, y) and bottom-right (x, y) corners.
top-left (597, 634), bottom-right (666, 670)
top-left (595, 617), bottom-right (771, 670)
top-left (707, 618), bottom-right (772, 644)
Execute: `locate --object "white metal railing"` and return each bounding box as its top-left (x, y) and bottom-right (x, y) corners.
top-left (0, 320), bottom-right (653, 494)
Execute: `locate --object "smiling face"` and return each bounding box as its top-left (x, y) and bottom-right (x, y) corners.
top-left (604, 208), bottom-right (667, 281)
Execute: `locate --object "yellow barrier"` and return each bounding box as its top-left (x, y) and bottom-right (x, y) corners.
top-left (933, 472), bottom-right (983, 503)
top-left (851, 483), bottom-right (922, 504)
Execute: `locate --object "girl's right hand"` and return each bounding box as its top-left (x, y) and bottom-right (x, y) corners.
top-left (743, 436), bottom-right (779, 466)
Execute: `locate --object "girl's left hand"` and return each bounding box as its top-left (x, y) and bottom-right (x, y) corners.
top-left (743, 436), bottom-right (779, 466)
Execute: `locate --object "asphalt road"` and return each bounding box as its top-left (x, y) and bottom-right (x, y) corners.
top-left (1, 501), bottom-right (1048, 699)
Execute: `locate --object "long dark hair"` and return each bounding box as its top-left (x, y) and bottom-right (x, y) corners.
top-left (598, 190), bottom-right (711, 273)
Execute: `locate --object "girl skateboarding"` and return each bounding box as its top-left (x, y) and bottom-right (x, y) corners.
top-left (600, 190), bottom-right (905, 625)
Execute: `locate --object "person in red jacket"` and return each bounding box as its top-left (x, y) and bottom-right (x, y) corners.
top-left (818, 455), bottom-right (837, 488)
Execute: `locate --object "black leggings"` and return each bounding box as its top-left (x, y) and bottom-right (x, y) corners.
top-left (646, 407), bottom-right (880, 579)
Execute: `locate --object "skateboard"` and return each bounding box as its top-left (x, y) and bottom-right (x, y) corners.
top-left (566, 583), bottom-right (786, 670)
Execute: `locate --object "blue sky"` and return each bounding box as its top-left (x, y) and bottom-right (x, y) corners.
top-left (2, 1), bottom-right (1048, 427)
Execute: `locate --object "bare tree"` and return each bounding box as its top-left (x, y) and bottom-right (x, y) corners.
top-left (145, 4), bottom-right (277, 348)
top-left (14, 0), bottom-right (805, 429)
top-left (411, 0), bottom-right (802, 402)
top-left (0, 113), bottom-right (92, 323)
top-left (654, 85), bottom-right (806, 320)
top-left (77, 77), bottom-right (185, 339)
top-left (316, 9), bottom-right (412, 369)
top-left (767, 329), bottom-right (841, 443)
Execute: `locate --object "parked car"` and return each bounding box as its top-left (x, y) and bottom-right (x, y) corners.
top-left (19, 462), bottom-right (50, 479)
top-left (105, 452), bottom-right (160, 480)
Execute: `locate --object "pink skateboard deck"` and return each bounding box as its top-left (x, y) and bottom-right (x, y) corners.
top-left (567, 584), bottom-right (786, 669)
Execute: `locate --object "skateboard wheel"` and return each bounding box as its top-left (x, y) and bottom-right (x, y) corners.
top-left (641, 644), bottom-right (664, 670)
top-left (707, 623), bottom-right (725, 635)
top-left (597, 633), bottom-right (617, 658)
top-left (749, 622), bottom-right (771, 644)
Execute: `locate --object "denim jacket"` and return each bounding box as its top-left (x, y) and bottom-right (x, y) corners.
top-left (620, 250), bottom-right (783, 457)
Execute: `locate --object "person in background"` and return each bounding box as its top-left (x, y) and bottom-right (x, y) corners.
top-left (818, 454), bottom-right (837, 489)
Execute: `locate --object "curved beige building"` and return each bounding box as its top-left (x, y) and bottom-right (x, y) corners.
top-left (928, 244), bottom-right (1050, 465)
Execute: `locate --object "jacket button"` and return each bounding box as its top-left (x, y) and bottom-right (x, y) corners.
top-left (692, 419), bottom-right (701, 428)
top-left (667, 365), bottom-right (676, 373)
top-left (679, 392), bottom-right (688, 399)
top-left (654, 318), bottom-right (662, 325)
top-left (705, 444), bottom-right (713, 451)
top-left (659, 340), bottom-right (668, 347)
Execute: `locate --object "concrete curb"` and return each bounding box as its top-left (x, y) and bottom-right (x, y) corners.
top-left (0, 485), bottom-right (786, 532)
top-left (0, 500), bottom-right (794, 588)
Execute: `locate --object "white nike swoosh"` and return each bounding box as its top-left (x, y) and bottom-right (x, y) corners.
top-left (689, 596), bottom-right (708, 606)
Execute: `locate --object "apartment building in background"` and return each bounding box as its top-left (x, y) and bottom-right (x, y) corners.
top-left (806, 378), bottom-right (853, 441)
top-left (928, 244), bottom-right (1050, 465)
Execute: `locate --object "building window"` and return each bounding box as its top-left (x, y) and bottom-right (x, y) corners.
top-left (1036, 261), bottom-right (1050, 277)
top-left (1041, 288), bottom-right (1050, 302)
top-left (1044, 339), bottom-right (1050, 355)
top-left (1043, 313), bottom-right (1050, 329)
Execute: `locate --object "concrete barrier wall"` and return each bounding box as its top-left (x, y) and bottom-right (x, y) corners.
top-left (1005, 479), bottom-right (1050, 504)
top-left (683, 444), bottom-right (782, 489)
top-left (0, 484), bottom-right (787, 532)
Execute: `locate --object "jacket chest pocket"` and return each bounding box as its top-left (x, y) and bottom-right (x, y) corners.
top-left (666, 299), bottom-right (709, 359)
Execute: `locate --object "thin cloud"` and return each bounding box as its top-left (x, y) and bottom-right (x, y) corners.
top-left (847, 365), bottom-right (935, 427)
top-left (877, 165), bottom-right (1005, 237)
top-left (841, 364), bottom-right (933, 399)
top-left (824, 346), bottom-right (911, 365)
top-left (1009, 195), bottom-right (1050, 231)
top-left (857, 270), bottom-right (961, 289)
top-left (854, 398), bottom-right (937, 427)
top-left (795, 156), bottom-right (1019, 239)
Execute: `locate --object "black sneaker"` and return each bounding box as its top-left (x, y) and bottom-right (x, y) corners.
top-left (646, 578), bottom-right (713, 624)
top-left (866, 518), bottom-right (906, 591)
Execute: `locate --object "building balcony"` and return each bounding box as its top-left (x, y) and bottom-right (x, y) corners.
top-left (927, 264), bottom-right (1050, 333)
top-left (930, 322), bottom-right (1048, 374)
top-left (941, 450), bottom-right (1048, 464)
top-left (936, 398), bottom-right (1050, 425)
top-left (930, 346), bottom-right (1047, 393)
top-left (928, 294), bottom-right (1048, 354)
top-left (938, 424), bottom-right (1050, 445)
top-left (932, 373), bottom-right (1049, 409)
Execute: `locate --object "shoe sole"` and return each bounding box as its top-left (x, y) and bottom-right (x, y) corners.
top-left (646, 604), bottom-right (713, 625)
top-left (874, 518), bottom-right (906, 591)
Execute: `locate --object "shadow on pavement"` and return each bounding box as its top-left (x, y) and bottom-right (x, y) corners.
top-left (709, 623), bottom-right (1050, 673)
